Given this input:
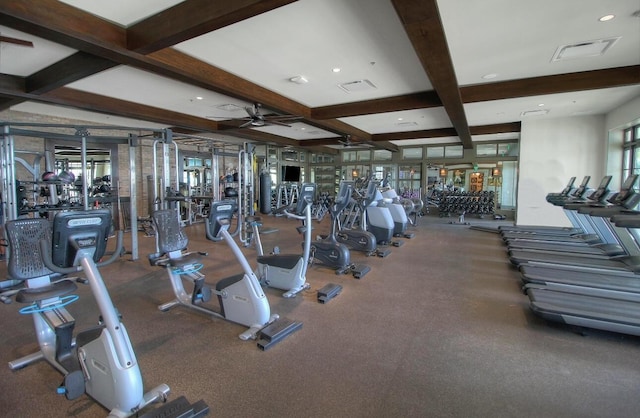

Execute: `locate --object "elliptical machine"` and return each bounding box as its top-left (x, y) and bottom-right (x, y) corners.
top-left (250, 183), bottom-right (316, 298)
top-left (4, 210), bottom-right (203, 417)
top-left (336, 180), bottom-right (379, 256)
top-left (311, 182), bottom-right (370, 278)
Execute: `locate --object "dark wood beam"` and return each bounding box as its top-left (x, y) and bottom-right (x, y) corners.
top-left (127, 0), bottom-right (298, 54)
top-left (470, 122), bottom-right (521, 135)
top-left (461, 66), bottom-right (640, 103)
top-left (311, 91), bottom-right (442, 119)
top-left (391, 0), bottom-right (472, 149)
top-left (370, 122), bottom-right (521, 142)
top-left (26, 52), bottom-right (117, 94)
top-left (372, 128), bottom-right (457, 142)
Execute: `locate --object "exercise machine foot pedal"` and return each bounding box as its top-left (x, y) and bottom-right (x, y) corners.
top-left (139, 396), bottom-right (210, 418)
top-left (376, 248), bottom-right (391, 257)
top-left (392, 240), bottom-right (404, 247)
top-left (317, 283), bottom-right (342, 303)
top-left (58, 370), bottom-right (85, 400)
top-left (257, 318), bottom-right (302, 351)
top-left (351, 264), bottom-right (370, 279)
top-left (403, 233), bottom-right (415, 239)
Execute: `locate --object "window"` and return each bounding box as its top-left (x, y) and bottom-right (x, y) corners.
top-left (373, 149), bottom-right (392, 161)
top-left (622, 123), bottom-right (640, 181)
top-left (476, 143), bottom-right (497, 157)
top-left (444, 145), bottom-right (463, 158)
top-left (402, 147), bottom-right (423, 159)
top-left (426, 146), bottom-right (444, 158)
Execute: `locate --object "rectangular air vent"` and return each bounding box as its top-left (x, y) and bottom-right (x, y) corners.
top-left (551, 37), bottom-right (620, 61)
top-left (521, 109), bottom-right (549, 117)
top-left (396, 121), bottom-right (418, 127)
top-left (338, 79), bottom-right (377, 93)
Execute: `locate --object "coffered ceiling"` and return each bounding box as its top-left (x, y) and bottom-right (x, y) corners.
top-left (0, 0), bottom-right (638, 152)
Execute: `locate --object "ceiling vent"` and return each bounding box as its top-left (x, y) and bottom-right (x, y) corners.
top-left (551, 37), bottom-right (620, 61)
top-left (521, 109), bottom-right (549, 117)
top-left (338, 79), bottom-right (377, 93)
top-left (215, 103), bottom-right (242, 112)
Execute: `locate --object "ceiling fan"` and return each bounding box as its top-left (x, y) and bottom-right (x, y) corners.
top-left (338, 135), bottom-right (373, 148)
top-left (208, 102), bottom-right (301, 128)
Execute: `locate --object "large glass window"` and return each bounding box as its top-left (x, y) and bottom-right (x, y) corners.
top-left (622, 123), bottom-right (640, 181)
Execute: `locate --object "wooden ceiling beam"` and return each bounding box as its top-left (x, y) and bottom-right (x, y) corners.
top-left (461, 66), bottom-right (640, 103)
top-left (391, 0), bottom-right (473, 149)
top-left (128, 0), bottom-right (298, 54)
top-left (26, 52), bottom-right (117, 94)
top-left (311, 91), bottom-right (442, 120)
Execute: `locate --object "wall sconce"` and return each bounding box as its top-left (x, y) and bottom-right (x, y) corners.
top-left (492, 168), bottom-right (501, 177)
top-left (439, 168), bottom-right (448, 177)
top-left (352, 169), bottom-right (359, 178)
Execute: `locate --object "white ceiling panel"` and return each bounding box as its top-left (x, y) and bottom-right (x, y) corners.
top-left (0, 26), bottom-right (76, 76)
top-left (438, 0), bottom-right (640, 86)
top-left (58, 0), bottom-right (185, 26)
top-left (465, 86), bottom-right (640, 126)
top-left (174, 0), bottom-right (432, 107)
top-left (339, 108), bottom-right (452, 135)
top-left (12, 101), bottom-right (168, 129)
top-left (67, 66), bottom-right (256, 118)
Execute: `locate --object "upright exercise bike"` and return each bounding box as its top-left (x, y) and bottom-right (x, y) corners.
top-left (250, 183), bottom-right (316, 298)
top-left (3, 210), bottom-right (189, 417)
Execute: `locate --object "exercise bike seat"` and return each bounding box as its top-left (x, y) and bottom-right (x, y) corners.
top-left (257, 254), bottom-right (300, 270)
top-left (16, 280), bottom-right (77, 304)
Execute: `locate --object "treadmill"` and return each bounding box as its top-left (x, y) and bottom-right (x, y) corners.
top-left (508, 175), bottom-right (639, 256)
top-left (499, 176), bottom-right (579, 234)
top-left (507, 176), bottom-right (640, 269)
top-left (521, 212), bottom-right (640, 294)
top-left (501, 176), bottom-right (593, 240)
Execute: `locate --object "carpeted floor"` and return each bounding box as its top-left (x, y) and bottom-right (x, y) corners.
top-left (1, 213), bottom-right (639, 417)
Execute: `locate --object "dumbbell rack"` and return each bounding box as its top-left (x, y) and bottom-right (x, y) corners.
top-left (437, 190), bottom-right (495, 218)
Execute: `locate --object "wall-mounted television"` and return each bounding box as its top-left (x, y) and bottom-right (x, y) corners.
top-left (282, 165), bottom-right (301, 182)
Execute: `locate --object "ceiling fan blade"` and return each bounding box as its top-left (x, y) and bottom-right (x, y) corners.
top-left (0, 35), bottom-right (34, 47)
top-left (267, 120), bottom-right (293, 127)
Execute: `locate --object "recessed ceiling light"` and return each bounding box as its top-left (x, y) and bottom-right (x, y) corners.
top-left (482, 73), bottom-right (498, 79)
top-left (195, 96), bottom-right (203, 100)
top-left (538, 103), bottom-right (545, 107)
top-left (398, 118), bottom-right (403, 121)
top-left (599, 14), bottom-right (615, 22)
top-left (332, 67), bottom-right (341, 73)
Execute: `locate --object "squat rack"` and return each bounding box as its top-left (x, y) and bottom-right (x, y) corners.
top-left (0, 121), bottom-right (169, 260)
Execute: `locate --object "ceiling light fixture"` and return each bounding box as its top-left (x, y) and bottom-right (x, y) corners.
top-left (289, 75), bottom-right (308, 84)
top-left (599, 14), bottom-right (615, 22)
top-left (195, 96), bottom-right (203, 100)
top-left (481, 73), bottom-right (498, 79)
top-left (332, 67), bottom-right (341, 73)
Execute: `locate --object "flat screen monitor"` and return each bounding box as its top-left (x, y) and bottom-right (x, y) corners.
top-left (52, 209), bottom-right (112, 268)
top-left (281, 166), bottom-right (301, 183)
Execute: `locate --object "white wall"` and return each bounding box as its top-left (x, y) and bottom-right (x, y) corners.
top-left (517, 115), bottom-right (605, 226)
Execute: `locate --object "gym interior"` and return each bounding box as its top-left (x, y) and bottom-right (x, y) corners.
top-left (0, 1), bottom-right (639, 417)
